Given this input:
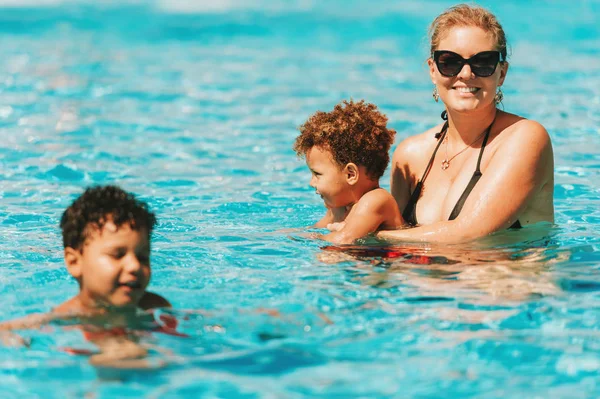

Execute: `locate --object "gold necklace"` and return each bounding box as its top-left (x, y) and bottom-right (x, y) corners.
top-left (441, 129), bottom-right (488, 170)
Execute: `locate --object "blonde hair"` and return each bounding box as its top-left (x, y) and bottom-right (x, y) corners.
top-left (429, 4), bottom-right (508, 60)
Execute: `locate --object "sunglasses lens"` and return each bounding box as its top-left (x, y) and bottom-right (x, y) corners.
top-left (435, 51), bottom-right (501, 77)
top-left (470, 52), bottom-right (500, 77)
top-left (436, 52), bottom-right (463, 76)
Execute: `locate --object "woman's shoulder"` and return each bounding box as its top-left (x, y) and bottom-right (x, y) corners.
top-left (499, 111), bottom-right (546, 133)
top-left (392, 123), bottom-right (446, 163)
top-left (499, 113), bottom-right (551, 149)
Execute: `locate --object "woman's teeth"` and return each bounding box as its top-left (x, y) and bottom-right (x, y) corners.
top-left (455, 87), bottom-right (479, 93)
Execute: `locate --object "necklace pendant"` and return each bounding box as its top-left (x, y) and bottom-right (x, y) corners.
top-left (441, 159), bottom-right (450, 170)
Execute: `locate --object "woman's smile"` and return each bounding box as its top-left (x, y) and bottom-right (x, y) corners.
top-left (453, 86), bottom-right (480, 94)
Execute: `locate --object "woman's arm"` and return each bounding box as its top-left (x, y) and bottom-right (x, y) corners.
top-left (390, 134), bottom-right (423, 214)
top-left (379, 120), bottom-right (553, 243)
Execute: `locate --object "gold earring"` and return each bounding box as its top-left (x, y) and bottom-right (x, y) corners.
top-left (432, 86), bottom-right (439, 102)
top-left (494, 88), bottom-right (504, 105)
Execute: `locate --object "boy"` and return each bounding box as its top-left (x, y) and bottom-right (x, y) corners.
top-left (294, 100), bottom-right (403, 244)
top-left (1, 185), bottom-right (174, 365)
top-left (55, 184), bottom-right (169, 315)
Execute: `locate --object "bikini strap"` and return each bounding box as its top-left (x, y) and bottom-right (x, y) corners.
top-left (473, 117), bottom-right (495, 174)
top-left (447, 116), bottom-right (498, 221)
top-left (402, 120), bottom-right (449, 225)
top-left (418, 121), bottom-right (448, 183)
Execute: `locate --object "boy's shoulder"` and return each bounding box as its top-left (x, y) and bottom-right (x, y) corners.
top-left (52, 292), bottom-right (171, 314)
top-left (53, 296), bottom-right (82, 314)
top-left (139, 291), bottom-right (171, 310)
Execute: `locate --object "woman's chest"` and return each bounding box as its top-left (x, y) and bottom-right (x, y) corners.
top-left (412, 154), bottom-right (485, 224)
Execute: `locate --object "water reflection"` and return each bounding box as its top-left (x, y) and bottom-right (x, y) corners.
top-left (318, 224), bottom-right (570, 303)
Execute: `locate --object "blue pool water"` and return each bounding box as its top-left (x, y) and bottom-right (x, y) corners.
top-left (1, 0), bottom-right (600, 397)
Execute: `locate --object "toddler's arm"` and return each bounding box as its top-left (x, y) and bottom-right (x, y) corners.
top-left (313, 209), bottom-right (334, 228)
top-left (321, 190), bottom-right (402, 244)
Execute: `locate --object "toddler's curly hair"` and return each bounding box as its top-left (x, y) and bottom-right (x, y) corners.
top-left (60, 185), bottom-right (156, 250)
top-left (293, 100), bottom-right (396, 180)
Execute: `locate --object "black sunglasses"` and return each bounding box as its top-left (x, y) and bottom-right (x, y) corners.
top-left (433, 50), bottom-right (504, 78)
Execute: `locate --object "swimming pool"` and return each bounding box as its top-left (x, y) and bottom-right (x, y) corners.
top-left (1, 0), bottom-right (600, 397)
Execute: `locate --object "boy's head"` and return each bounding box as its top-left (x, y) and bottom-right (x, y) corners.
top-left (293, 100), bottom-right (396, 208)
top-left (60, 185), bottom-right (157, 309)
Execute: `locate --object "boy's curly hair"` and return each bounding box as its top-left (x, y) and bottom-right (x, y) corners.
top-left (60, 185), bottom-right (157, 250)
top-left (293, 100), bottom-right (396, 180)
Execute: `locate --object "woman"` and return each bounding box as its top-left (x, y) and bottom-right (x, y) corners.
top-left (377, 4), bottom-right (554, 243)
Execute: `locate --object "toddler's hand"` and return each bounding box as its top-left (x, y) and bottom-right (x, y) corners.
top-left (326, 222), bottom-right (346, 232)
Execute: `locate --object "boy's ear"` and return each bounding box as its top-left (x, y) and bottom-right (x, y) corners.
top-left (344, 163), bottom-right (359, 185)
top-left (64, 247), bottom-right (83, 279)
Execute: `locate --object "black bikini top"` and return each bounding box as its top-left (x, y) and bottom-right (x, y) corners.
top-left (402, 113), bottom-right (521, 229)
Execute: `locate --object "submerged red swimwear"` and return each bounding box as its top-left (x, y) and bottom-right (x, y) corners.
top-left (322, 245), bottom-right (456, 264)
top-left (61, 312), bottom-right (188, 356)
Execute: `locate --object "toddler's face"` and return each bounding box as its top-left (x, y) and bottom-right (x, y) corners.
top-left (305, 146), bottom-right (352, 209)
top-left (71, 220), bottom-right (151, 309)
